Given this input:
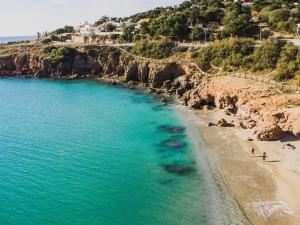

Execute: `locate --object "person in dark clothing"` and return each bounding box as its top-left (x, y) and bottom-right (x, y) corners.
top-left (262, 152), bottom-right (267, 161)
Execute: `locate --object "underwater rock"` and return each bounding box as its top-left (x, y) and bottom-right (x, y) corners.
top-left (162, 164), bottom-right (195, 175)
top-left (158, 125), bottom-right (186, 134)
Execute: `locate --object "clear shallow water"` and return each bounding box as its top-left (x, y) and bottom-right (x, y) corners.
top-left (0, 78), bottom-right (209, 225)
top-left (0, 36), bottom-right (36, 44)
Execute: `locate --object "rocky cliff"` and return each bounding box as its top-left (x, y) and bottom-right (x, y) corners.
top-left (0, 46), bottom-right (299, 141)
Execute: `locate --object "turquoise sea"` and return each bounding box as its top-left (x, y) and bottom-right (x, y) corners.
top-left (0, 78), bottom-right (242, 225)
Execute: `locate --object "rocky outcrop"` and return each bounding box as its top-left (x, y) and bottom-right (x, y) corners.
top-left (0, 55), bottom-right (16, 75)
top-left (148, 62), bottom-right (186, 88)
top-left (254, 122), bottom-right (283, 141)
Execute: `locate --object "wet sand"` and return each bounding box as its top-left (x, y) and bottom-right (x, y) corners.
top-left (186, 108), bottom-right (300, 225)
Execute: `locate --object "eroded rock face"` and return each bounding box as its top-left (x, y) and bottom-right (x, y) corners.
top-left (149, 62), bottom-right (186, 88)
top-left (0, 55), bottom-right (16, 73)
top-left (16, 53), bottom-right (30, 73)
top-left (72, 55), bottom-right (101, 75)
top-left (124, 62), bottom-right (139, 82)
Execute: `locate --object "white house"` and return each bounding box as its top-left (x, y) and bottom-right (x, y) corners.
top-left (77, 22), bottom-right (100, 36)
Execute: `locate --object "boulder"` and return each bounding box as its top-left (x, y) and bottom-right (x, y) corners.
top-left (208, 122), bottom-right (216, 127)
top-left (163, 80), bottom-right (172, 90)
top-left (254, 122), bottom-right (283, 141)
top-left (217, 118), bottom-right (235, 127)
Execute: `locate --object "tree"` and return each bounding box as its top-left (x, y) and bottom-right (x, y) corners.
top-left (139, 22), bottom-right (150, 35)
top-left (252, 39), bottom-right (285, 70)
top-left (151, 13), bottom-right (191, 40)
top-left (51, 25), bottom-right (75, 35)
top-left (105, 23), bottom-right (116, 32)
top-left (275, 43), bottom-right (299, 81)
top-left (268, 9), bottom-right (290, 26)
top-left (131, 39), bottom-right (176, 59)
top-left (223, 11), bottom-right (257, 37)
top-left (122, 25), bottom-right (135, 42)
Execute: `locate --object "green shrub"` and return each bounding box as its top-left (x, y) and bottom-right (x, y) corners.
top-left (197, 38), bottom-right (255, 71)
top-left (46, 46), bottom-right (79, 64)
top-left (274, 43), bottom-right (300, 81)
top-left (131, 39), bottom-right (176, 59)
top-left (172, 46), bottom-right (189, 54)
top-left (84, 46), bottom-right (99, 58)
top-left (252, 39), bottom-right (285, 71)
top-left (43, 46), bottom-right (58, 54)
top-left (97, 46), bottom-right (121, 61)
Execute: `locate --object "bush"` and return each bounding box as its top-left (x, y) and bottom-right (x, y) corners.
top-left (197, 38), bottom-right (255, 71)
top-left (252, 39), bottom-right (285, 71)
top-left (97, 46), bottom-right (121, 61)
top-left (274, 43), bottom-right (299, 81)
top-left (43, 46), bottom-right (58, 54)
top-left (45, 46), bottom-right (79, 64)
top-left (261, 30), bottom-right (273, 40)
top-left (131, 39), bottom-right (176, 59)
top-left (172, 46), bottom-right (189, 54)
top-left (51, 25), bottom-right (75, 35)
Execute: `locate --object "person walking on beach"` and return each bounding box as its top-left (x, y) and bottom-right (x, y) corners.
top-left (262, 152), bottom-right (267, 161)
top-left (251, 148), bottom-right (255, 155)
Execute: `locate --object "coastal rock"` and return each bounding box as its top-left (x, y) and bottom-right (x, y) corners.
top-left (149, 62), bottom-right (185, 88)
top-left (72, 55), bottom-right (101, 75)
top-left (138, 62), bottom-right (149, 83)
top-left (293, 119), bottom-right (300, 137)
top-left (163, 80), bottom-right (172, 90)
top-left (208, 122), bottom-right (216, 127)
top-left (57, 61), bottom-right (72, 76)
top-left (254, 122), bottom-right (283, 141)
top-left (217, 118), bottom-right (235, 127)
top-left (34, 58), bottom-right (53, 77)
top-left (124, 62), bottom-right (139, 82)
top-left (16, 53), bottom-right (30, 72)
top-left (0, 55), bottom-right (16, 73)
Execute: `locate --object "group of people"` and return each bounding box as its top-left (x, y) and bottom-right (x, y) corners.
top-left (252, 148), bottom-right (267, 161)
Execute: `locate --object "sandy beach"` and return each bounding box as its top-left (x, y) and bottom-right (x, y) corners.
top-left (186, 108), bottom-right (300, 225)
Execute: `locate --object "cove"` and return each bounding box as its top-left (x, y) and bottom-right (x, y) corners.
top-left (0, 78), bottom-right (239, 225)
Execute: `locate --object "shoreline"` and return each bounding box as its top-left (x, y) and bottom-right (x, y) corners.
top-left (174, 107), bottom-right (251, 225)
top-left (177, 106), bottom-right (300, 225)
